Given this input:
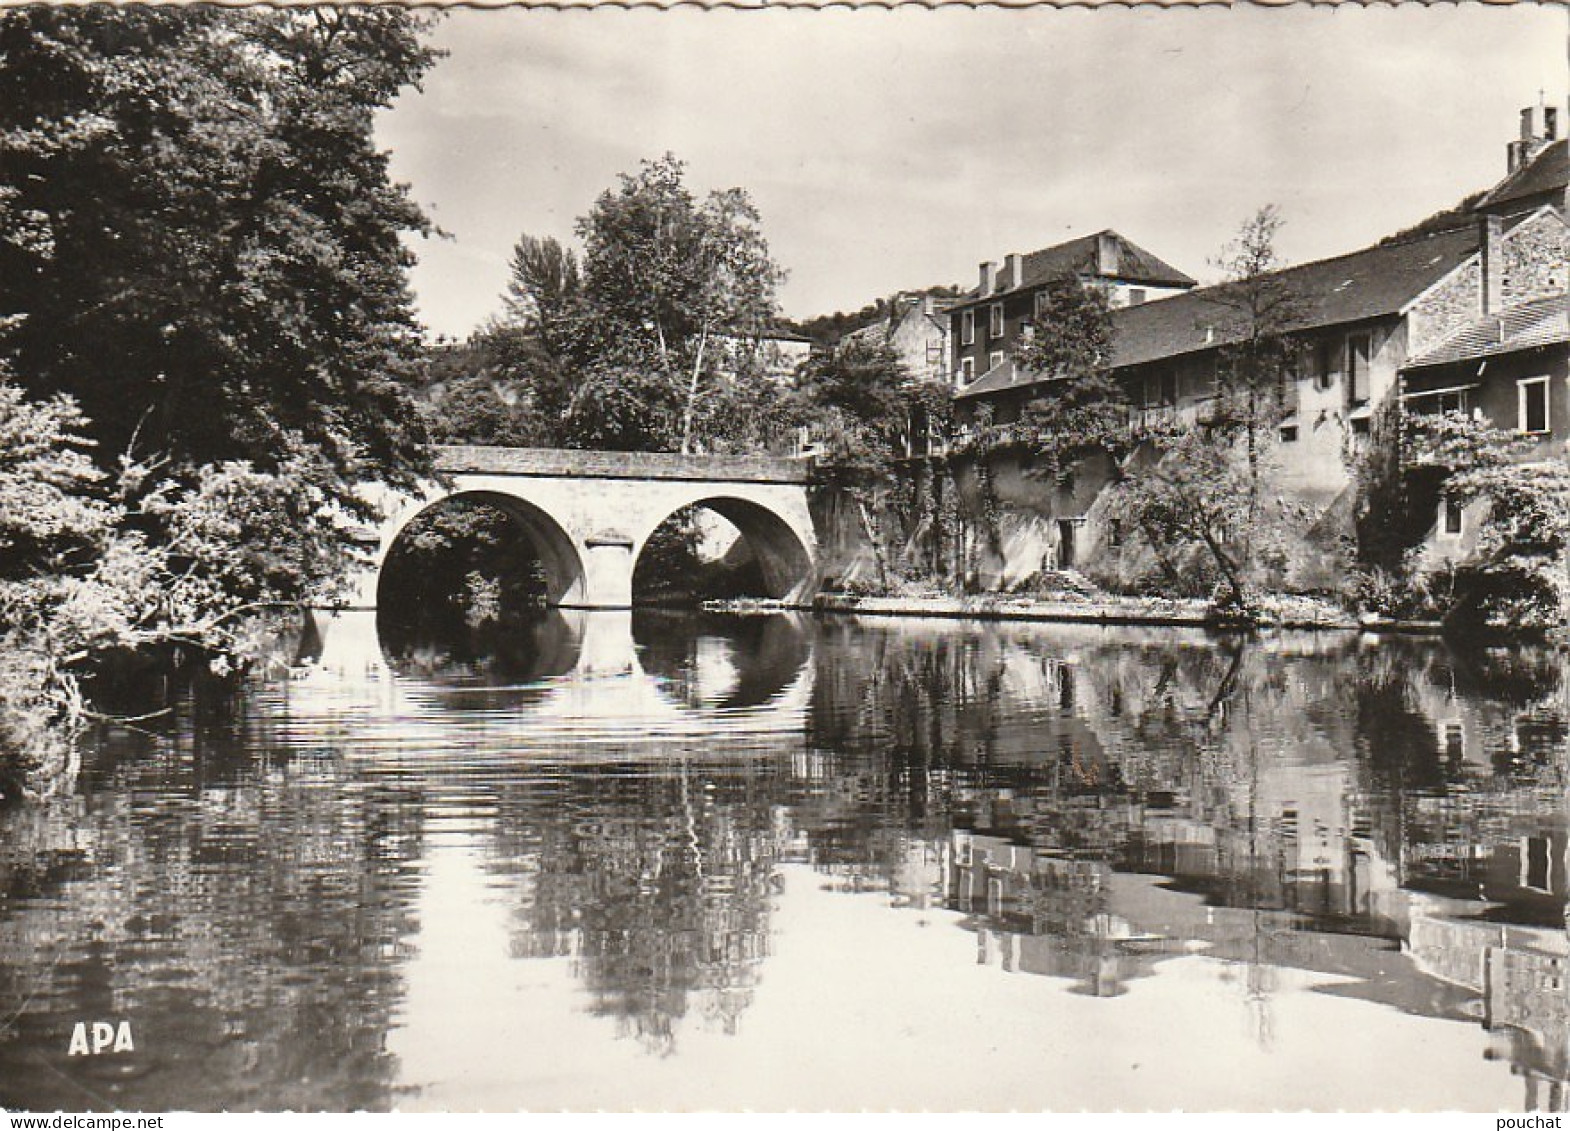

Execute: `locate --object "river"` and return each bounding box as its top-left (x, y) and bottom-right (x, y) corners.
top-left (1, 610), bottom-right (1566, 1111)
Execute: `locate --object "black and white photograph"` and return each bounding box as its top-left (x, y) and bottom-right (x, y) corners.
top-left (0, 0), bottom-right (1567, 1114)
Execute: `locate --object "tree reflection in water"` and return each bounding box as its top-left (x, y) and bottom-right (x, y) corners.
top-left (0, 614), bottom-right (1565, 1110)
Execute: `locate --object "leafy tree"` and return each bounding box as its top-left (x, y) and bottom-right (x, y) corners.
top-left (0, 381), bottom-right (352, 797)
top-left (1104, 427), bottom-right (1303, 611)
top-left (0, 7), bottom-right (440, 791)
top-left (796, 338), bottom-right (918, 590)
top-left (1204, 205), bottom-right (1304, 521)
top-left (1105, 207), bottom-right (1304, 612)
top-left (501, 155), bottom-right (785, 454)
top-left (0, 6), bottom-right (438, 511)
top-left (1006, 275), bottom-right (1127, 485)
top-left (414, 323), bottom-right (570, 448)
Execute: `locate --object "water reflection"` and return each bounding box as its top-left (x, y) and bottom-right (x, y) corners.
top-left (0, 614), bottom-right (1565, 1110)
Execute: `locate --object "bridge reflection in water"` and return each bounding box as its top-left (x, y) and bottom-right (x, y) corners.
top-left (0, 615), bottom-right (1567, 1111)
top-left (294, 608), bottom-right (813, 758)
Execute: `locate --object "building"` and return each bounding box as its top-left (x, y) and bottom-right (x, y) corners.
top-left (947, 230), bottom-right (1197, 392)
top-left (943, 105), bottom-right (1568, 587)
top-left (840, 292), bottom-right (954, 387)
top-left (1479, 95), bottom-right (1567, 220)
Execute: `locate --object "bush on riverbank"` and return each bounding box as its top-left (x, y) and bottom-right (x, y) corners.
top-left (0, 383), bottom-right (358, 799)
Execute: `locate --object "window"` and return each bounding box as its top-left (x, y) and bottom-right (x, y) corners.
top-left (1143, 370), bottom-right (1177, 407)
top-left (1034, 291), bottom-right (1050, 319)
top-left (1311, 340), bottom-right (1336, 392)
top-left (1127, 288), bottom-right (1147, 307)
top-left (961, 310), bottom-right (975, 346)
top-left (1522, 835), bottom-right (1552, 894)
top-left (1519, 376), bottom-right (1550, 434)
top-left (960, 357), bottom-right (975, 383)
top-left (1346, 333), bottom-right (1372, 406)
top-left (988, 350), bottom-right (1005, 372)
top-left (1402, 384), bottom-right (1476, 418)
top-left (1279, 424), bottom-right (1299, 443)
top-left (989, 303), bottom-right (1004, 339)
top-left (1443, 496), bottom-right (1463, 535)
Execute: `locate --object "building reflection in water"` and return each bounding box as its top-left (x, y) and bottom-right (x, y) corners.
top-left (802, 621), bottom-right (1569, 1108)
top-left (0, 611), bottom-right (1565, 1109)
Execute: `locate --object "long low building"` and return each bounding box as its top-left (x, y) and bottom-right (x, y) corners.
top-left (937, 102), bottom-right (1568, 590)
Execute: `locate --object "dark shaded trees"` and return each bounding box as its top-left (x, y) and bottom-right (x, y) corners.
top-left (0, 6), bottom-right (438, 509)
top-left (0, 7), bottom-right (443, 793)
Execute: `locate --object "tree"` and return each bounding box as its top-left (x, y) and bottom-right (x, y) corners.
top-left (1105, 208), bottom-right (1305, 612)
top-left (1007, 275), bottom-right (1128, 485)
top-left (796, 338), bottom-right (917, 590)
top-left (501, 155), bottom-right (785, 454)
top-left (1104, 426), bottom-right (1303, 611)
top-left (0, 7), bottom-right (438, 511)
top-left (1205, 205), bottom-right (1303, 523)
top-left (415, 323), bottom-right (568, 448)
top-left (0, 380), bottom-right (355, 797)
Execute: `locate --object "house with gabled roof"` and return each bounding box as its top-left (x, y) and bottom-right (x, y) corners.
top-left (841, 291), bottom-right (955, 388)
top-left (948, 230), bottom-right (1196, 392)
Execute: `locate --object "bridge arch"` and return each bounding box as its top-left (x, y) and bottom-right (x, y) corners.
top-left (379, 488), bottom-right (587, 608)
top-left (632, 494), bottom-right (816, 603)
top-left (348, 448), bottom-right (818, 611)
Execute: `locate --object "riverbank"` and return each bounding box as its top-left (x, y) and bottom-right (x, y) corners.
top-left (708, 591), bottom-right (1365, 630)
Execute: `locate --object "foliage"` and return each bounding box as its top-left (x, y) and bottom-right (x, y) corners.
top-left (1012, 274), bottom-right (1115, 380)
top-left (379, 499), bottom-right (549, 632)
top-left (0, 7), bottom-right (443, 795)
top-left (991, 276), bottom-right (1127, 484)
top-left (1105, 430), bottom-right (1259, 611)
top-left (0, 7), bottom-right (439, 512)
top-left (794, 337), bottom-right (924, 590)
top-left (1204, 206), bottom-right (1304, 521)
top-left (0, 383), bottom-right (350, 798)
top-left (496, 155), bottom-right (786, 454)
top-left (1106, 208), bottom-right (1305, 613)
top-left (786, 285), bottom-right (962, 347)
top-left (1404, 411), bottom-right (1570, 629)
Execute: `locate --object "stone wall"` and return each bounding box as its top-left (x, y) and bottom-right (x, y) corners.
top-left (1502, 208), bottom-right (1570, 306)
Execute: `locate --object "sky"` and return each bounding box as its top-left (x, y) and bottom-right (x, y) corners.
top-left (376, 4), bottom-right (1569, 342)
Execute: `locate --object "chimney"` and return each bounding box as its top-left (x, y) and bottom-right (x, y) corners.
top-left (979, 260), bottom-right (998, 295)
top-left (1481, 214), bottom-right (1504, 315)
top-left (1096, 232), bottom-right (1120, 278)
top-left (1003, 253), bottom-right (1024, 291)
top-left (1506, 97), bottom-right (1561, 174)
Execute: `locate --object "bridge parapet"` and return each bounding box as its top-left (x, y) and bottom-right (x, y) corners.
top-left (434, 445), bottom-right (811, 485)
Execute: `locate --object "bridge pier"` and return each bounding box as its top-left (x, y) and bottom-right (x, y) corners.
top-left (577, 532), bottom-right (636, 610)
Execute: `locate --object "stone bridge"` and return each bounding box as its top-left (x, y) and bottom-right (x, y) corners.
top-left (342, 446), bottom-right (816, 610)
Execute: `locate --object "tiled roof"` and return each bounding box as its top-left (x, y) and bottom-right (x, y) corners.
top-left (953, 230), bottom-right (1197, 307)
top-left (1477, 139), bottom-right (1568, 214)
top-left (1108, 225), bottom-right (1481, 370)
top-left (840, 321), bottom-right (888, 347)
top-left (1403, 293), bottom-right (1569, 370)
top-left (954, 356), bottom-right (1024, 400)
top-left (956, 224), bottom-right (1484, 402)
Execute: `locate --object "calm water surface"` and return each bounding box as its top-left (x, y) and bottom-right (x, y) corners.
top-left (1, 611), bottom-right (1567, 1111)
